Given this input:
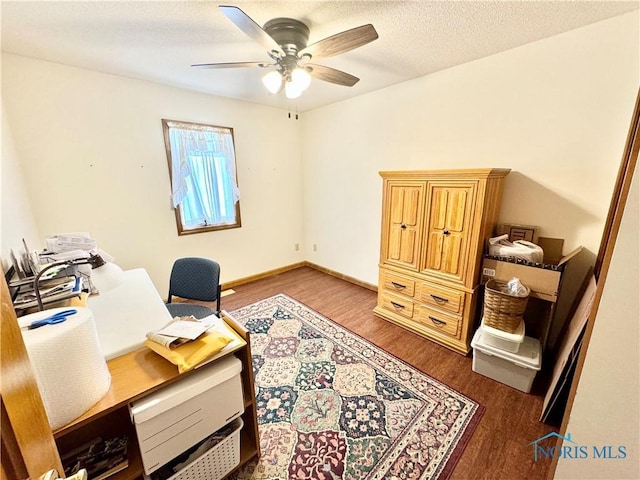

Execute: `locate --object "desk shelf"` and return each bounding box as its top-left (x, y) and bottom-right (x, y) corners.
top-left (53, 311), bottom-right (260, 480)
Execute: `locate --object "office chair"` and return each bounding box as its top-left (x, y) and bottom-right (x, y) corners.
top-left (165, 257), bottom-right (221, 319)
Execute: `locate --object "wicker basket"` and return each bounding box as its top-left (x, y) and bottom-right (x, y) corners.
top-left (483, 279), bottom-right (530, 333)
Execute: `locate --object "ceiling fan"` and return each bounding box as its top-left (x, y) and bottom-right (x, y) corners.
top-left (192, 5), bottom-right (379, 99)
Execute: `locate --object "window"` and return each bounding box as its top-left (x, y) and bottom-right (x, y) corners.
top-left (162, 119), bottom-right (241, 235)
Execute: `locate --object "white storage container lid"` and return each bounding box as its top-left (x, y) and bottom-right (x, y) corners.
top-left (130, 355), bottom-right (242, 423)
top-left (471, 329), bottom-right (541, 371)
top-left (481, 317), bottom-right (525, 343)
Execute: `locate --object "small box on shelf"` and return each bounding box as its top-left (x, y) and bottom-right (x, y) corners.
top-left (495, 223), bottom-right (540, 243)
top-left (482, 237), bottom-right (583, 302)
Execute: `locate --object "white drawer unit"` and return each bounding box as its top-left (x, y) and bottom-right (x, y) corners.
top-left (130, 355), bottom-right (243, 475)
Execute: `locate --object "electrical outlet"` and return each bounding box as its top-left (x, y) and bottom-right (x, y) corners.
top-left (295, 243), bottom-right (299, 251)
top-left (313, 244), bottom-right (317, 252)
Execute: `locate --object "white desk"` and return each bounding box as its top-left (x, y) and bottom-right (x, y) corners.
top-left (87, 268), bottom-right (171, 360)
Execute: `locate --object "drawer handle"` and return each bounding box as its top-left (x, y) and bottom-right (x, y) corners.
top-left (401, 224), bottom-right (407, 229)
top-left (429, 316), bottom-right (446, 327)
top-left (391, 281), bottom-right (406, 290)
top-left (430, 294), bottom-right (449, 304)
top-left (390, 301), bottom-right (405, 310)
top-left (443, 230), bottom-right (451, 236)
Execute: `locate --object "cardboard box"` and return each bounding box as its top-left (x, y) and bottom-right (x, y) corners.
top-left (496, 223), bottom-right (540, 243)
top-left (481, 237), bottom-right (582, 303)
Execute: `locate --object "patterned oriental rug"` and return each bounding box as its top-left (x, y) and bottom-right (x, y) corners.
top-left (229, 294), bottom-right (483, 480)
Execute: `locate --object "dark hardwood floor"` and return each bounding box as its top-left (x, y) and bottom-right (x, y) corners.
top-left (215, 266), bottom-right (557, 480)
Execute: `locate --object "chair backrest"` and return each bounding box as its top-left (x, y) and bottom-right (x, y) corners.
top-left (167, 257), bottom-right (221, 303)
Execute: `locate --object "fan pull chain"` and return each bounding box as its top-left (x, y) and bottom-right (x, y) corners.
top-left (288, 107), bottom-right (300, 120)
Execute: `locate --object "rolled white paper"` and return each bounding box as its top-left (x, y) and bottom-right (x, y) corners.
top-left (19, 307), bottom-right (111, 429)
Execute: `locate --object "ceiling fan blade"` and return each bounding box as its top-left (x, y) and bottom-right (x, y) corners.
top-left (307, 64), bottom-right (359, 87)
top-left (299, 24), bottom-right (378, 60)
top-left (191, 61), bottom-right (269, 69)
top-left (219, 5), bottom-right (285, 57)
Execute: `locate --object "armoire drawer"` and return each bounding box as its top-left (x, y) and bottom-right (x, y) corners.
top-left (379, 292), bottom-right (415, 319)
top-left (416, 282), bottom-right (464, 315)
top-left (416, 305), bottom-right (461, 338)
top-left (380, 269), bottom-right (416, 298)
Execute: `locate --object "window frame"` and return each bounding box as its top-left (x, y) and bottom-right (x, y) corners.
top-left (162, 119), bottom-right (242, 236)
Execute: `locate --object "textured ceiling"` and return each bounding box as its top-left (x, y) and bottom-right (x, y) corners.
top-left (2, 1), bottom-right (638, 112)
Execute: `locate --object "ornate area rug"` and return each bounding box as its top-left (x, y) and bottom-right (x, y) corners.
top-left (229, 294), bottom-right (483, 480)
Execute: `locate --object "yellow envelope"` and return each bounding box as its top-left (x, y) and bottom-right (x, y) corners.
top-left (145, 330), bottom-right (234, 373)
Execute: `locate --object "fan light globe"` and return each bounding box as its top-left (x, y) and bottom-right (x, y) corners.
top-left (285, 81), bottom-right (303, 99)
top-left (262, 70), bottom-right (283, 94)
top-left (291, 68), bottom-right (311, 91)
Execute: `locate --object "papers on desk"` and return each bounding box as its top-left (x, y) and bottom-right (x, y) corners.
top-left (147, 316), bottom-right (200, 349)
top-left (144, 314), bottom-right (244, 373)
top-left (157, 318), bottom-right (215, 340)
top-left (146, 314), bottom-right (235, 349)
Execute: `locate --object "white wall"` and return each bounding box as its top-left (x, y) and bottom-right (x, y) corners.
top-left (301, 12), bottom-right (639, 285)
top-left (2, 13), bottom-right (638, 295)
top-left (1, 105), bottom-right (41, 266)
top-left (1, 54), bottom-right (305, 294)
top-left (555, 169), bottom-right (638, 479)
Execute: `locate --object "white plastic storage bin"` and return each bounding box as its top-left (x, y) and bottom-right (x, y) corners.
top-left (480, 317), bottom-right (525, 353)
top-left (130, 355), bottom-right (243, 475)
top-left (471, 329), bottom-right (541, 393)
top-left (147, 418), bottom-right (243, 480)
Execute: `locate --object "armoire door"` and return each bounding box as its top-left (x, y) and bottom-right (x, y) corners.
top-left (382, 181), bottom-right (425, 271)
top-left (423, 181), bottom-right (476, 284)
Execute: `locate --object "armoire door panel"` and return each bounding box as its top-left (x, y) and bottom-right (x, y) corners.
top-left (426, 232), bottom-right (443, 270)
top-left (430, 189), bottom-right (448, 229)
top-left (399, 229), bottom-right (417, 263)
top-left (442, 235), bottom-right (462, 275)
top-left (388, 227), bottom-right (402, 261)
top-left (423, 183), bottom-right (475, 283)
top-left (390, 188), bottom-right (406, 224)
top-left (445, 190), bottom-right (467, 232)
top-left (403, 188), bottom-right (420, 226)
top-left (389, 226), bottom-right (417, 263)
top-left (383, 182), bottom-right (424, 270)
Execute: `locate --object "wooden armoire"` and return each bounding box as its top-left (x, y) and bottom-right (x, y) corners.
top-left (373, 168), bottom-right (510, 354)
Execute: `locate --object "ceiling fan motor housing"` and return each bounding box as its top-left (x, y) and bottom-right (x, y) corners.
top-left (264, 18), bottom-right (310, 57)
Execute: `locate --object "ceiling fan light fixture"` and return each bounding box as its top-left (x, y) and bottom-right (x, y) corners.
top-left (291, 67), bottom-right (311, 91)
top-left (285, 80), bottom-right (303, 99)
top-left (262, 70), bottom-right (283, 94)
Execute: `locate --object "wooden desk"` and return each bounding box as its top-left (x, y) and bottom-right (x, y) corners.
top-left (53, 270), bottom-right (260, 479)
